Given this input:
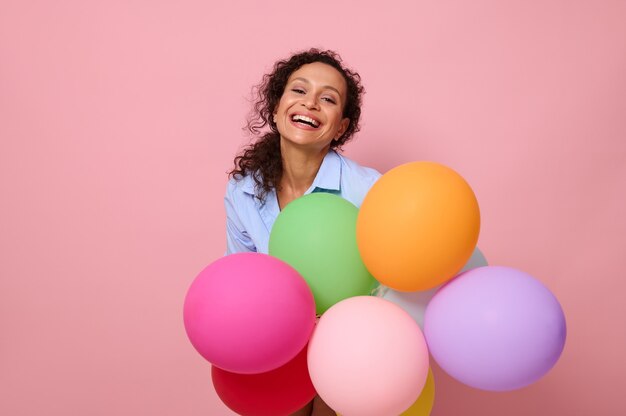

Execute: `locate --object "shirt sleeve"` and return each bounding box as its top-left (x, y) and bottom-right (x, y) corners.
top-left (224, 180), bottom-right (257, 255)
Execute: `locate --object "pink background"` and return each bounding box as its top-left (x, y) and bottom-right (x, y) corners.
top-left (1, 1), bottom-right (624, 415)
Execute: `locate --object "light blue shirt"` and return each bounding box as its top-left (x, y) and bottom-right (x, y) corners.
top-left (224, 150), bottom-right (381, 254)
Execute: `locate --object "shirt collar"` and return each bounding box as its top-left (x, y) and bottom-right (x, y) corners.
top-left (307, 150), bottom-right (342, 193)
top-left (241, 150), bottom-right (342, 196)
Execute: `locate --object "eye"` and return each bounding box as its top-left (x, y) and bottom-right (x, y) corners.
top-left (291, 88), bottom-right (305, 94)
top-left (322, 97), bottom-right (337, 104)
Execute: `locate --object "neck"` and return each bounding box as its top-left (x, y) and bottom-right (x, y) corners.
top-left (277, 140), bottom-right (330, 208)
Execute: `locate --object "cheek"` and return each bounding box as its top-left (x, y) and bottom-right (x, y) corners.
top-left (329, 110), bottom-right (344, 126)
top-left (274, 97), bottom-right (287, 114)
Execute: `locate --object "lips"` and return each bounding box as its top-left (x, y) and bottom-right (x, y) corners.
top-left (290, 113), bottom-right (321, 129)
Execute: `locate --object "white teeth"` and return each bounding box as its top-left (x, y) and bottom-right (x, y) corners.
top-left (292, 114), bottom-right (320, 127)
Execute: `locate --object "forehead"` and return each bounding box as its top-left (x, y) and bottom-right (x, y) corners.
top-left (288, 62), bottom-right (347, 95)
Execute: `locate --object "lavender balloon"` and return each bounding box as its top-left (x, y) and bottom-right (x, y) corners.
top-left (424, 266), bottom-right (566, 391)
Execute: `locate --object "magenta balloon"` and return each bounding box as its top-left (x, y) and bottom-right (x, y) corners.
top-left (424, 266), bottom-right (566, 391)
top-left (183, 253), bottom-right (316, 374)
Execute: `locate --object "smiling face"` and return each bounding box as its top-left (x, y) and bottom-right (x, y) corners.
top-left (273, 62), bottom-right (350, 152)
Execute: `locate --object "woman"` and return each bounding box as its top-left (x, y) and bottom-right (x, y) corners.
top-left (224, 49), bottom-right (381, 415)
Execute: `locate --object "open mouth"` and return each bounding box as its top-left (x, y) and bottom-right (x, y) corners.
top-left (291, 114), bottom-right (320, 128)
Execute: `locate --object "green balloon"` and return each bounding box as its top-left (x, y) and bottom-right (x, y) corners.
top-left (269, 193), bottom-right (376, 314)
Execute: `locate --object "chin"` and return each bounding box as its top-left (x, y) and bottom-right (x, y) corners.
top-left (283, 138), bottom-right (330, 151)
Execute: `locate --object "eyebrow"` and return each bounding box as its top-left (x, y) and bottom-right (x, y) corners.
top-left (291, 77), bottom-right (342, 95)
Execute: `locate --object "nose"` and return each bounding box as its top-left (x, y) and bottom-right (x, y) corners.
top-left (301, 94), bottom-right (320, 110)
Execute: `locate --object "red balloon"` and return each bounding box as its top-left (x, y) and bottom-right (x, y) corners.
top-left (212, 345), bottom-right (316, 416)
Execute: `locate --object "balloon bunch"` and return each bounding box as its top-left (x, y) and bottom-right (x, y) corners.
top-left (183, 161), bottom-right (566, 416)
top-left (358, 162), bottom-right (566, 395)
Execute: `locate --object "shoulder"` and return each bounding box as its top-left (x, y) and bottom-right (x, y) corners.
top-left (336, 152), bottom-right (382, 185)
top-left (334, 152), bottom-right (382, 207)
top-left (226, 174), bottom-right (256, 198)
top-left (225, 174), bottom-right (259, 216)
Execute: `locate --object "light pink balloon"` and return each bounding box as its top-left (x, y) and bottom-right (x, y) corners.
top-left (183, 253), bottom-right (316, 374)
top-left (308, 296), bottom-right (429, 416)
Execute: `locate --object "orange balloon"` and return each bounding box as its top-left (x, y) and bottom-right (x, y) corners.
top-left (356, 162), bottom-right (480, 291)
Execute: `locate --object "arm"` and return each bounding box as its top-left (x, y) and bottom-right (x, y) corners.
top-left (224, 180), bottom-right (257, 254)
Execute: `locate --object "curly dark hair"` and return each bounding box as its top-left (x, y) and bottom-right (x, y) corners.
top-left (229, 48), bottom-right (365, 202)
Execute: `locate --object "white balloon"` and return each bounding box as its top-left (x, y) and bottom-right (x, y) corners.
top-left (458, 246), bottom-right (488, 275)
top-left (381, 247), bottom-right (488, 330)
